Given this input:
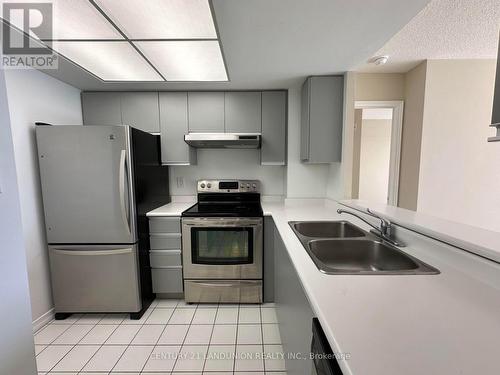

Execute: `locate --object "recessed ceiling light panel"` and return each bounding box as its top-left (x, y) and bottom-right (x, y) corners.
top-left (2, 0), bottom-right (124, 40)
top-left (136, 40), bottom-right (227, 81)
top-left (52, 41), bottom-right (164, 81)
top-left (95, 0), bottom-right (217, 39)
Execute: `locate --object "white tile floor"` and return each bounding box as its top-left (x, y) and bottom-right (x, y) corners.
top-left (34, 299), bottom-right (287, 374)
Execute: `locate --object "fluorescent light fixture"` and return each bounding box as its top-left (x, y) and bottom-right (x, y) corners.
top-left (1, 0), bottom-right (123, 40)
top-left (51, 0), bottom-right (123, 39)
top-left (95, 0), bottom-right (217, 39)
top-left (136, 41), bottom-right (227, 81)
top-left (52, 41), bottom-right (163, 81)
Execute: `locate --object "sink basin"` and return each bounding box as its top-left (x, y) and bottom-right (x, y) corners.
top-left (288, 220), bottom-right (439, 275)
top-left (291, 221), bottom-right (365, 238)
top-left (308, 239), bottom-right (439, 275)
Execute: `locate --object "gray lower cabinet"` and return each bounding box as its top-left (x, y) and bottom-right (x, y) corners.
top-left (121, 92), bottom-right (160, 133)
top-left (225, 92), bottom-right (262, 133)
top-left (149, 217), bottom-right (183, 294)
top-left (301, 76), bottom-right (344, 163)
top-left (82, 92), bottom-right (122, 125)
top-left (159, 92), bottom-right (197, 165)
top-left (261, 91), bottom-right (287, 165)
top-left (188, 92), bottom-right (224, 132)
top-left (274, 225), bottom-right (314, 375)
top-left (152, 269), bottom-right (183, 294)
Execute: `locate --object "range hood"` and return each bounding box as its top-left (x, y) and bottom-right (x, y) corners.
top-left (184, 133), bottom-right (261, 148)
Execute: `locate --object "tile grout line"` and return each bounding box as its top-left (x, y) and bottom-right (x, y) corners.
top-left (36, 320), bottom-right (73, 346)
top-left (141, 300), bottom-right (178, 373)
top-left (201, 303), bottom-right (219, 373)
top-left (36, 314), bottom-right (97, 373)
top-left (232, 304), bottom-right (241, 373)
top-left (73, 317), bottom-right (123, 373)
top-left (171, 301), bottom-right (199, 372)
top-left (260, 305), bottom-right (266, 373)
top-left (40, 314), bottom-right (100, 373)
top-left (37, 302), bottom-right (282, 374)
top-left (108, 307), bottom-right (154, 374)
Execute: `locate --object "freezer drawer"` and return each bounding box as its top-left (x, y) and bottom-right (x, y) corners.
top-left (49, 245), bottom-right (141, 313)
top-left (184, 280), bottom-right (262, 303)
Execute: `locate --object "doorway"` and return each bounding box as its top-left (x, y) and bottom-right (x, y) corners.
top-left (352, 101), bottom-right (404, 206)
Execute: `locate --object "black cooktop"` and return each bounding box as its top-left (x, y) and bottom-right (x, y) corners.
top-left (182, 192), bottom-right (263, 217)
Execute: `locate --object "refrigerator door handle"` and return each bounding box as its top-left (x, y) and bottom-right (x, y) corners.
top-left (119, 149), bottom-right (131, 236)
top-left (51, 248), bottom-right (133, 256)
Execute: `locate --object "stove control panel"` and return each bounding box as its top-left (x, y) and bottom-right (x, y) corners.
top-left (197, 179), bottom-right (260, 193)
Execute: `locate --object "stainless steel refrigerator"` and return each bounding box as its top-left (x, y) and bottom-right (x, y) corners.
top-left (36, 125), bottom-right (170, 319)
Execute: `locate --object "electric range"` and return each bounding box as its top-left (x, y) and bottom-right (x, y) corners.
top-left (181, 179), bottom-right (263, 303)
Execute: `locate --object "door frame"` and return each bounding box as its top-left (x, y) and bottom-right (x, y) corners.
top-left (354, 100), bottom-right (404, 206)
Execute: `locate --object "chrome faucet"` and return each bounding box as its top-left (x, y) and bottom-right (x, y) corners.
top-left (336, 208), bottom-right (406, 247)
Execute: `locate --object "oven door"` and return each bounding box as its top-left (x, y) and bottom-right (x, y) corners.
top-left (182, 217), bottom-right (263, 279)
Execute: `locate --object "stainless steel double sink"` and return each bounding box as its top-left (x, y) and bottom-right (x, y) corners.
top-left (289, 221), bottom-right (439, 275)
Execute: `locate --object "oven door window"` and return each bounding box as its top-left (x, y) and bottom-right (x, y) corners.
top-left (191, 227), bottom-right (253, 265)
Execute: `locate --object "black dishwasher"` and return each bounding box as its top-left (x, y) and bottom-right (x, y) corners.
top-left (311, 318), bottom-right (344, 375)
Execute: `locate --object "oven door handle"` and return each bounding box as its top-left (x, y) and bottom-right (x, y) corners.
top-left (182, 218), bottom-right (263, 227)
top-left (183, 223), bottom-right (261, 227)
top-left (194, 281), bottom-right (257, 288)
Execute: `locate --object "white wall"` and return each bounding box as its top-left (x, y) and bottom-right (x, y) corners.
top-left (0, 68), bottom-right (37, 375)
top-left (327, 72), bottom-right (356, 200)
top-left (358, 119), bottom-right (392, 204)
top-left (5, 69), bottom-right (82, 326)
top-left (398, 61), bottom-right (426, 210)
top-left (169, 148), bottom-right (285, 196)
top-left (417, 59), bottom-right (499, 232)
top-left (287, 85), bottom-right (330, 198)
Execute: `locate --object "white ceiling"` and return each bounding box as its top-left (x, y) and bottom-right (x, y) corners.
top-left (357, 0), bottom-right (500, 73)
top-left (37, 0), bottom-right (431, 90)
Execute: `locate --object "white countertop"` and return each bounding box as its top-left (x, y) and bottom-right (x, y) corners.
top-left (146, 201), bottom-right (194, 217)
top-left (341, 199), bottom-right (500, 264)
top-left (146, 199), bottom-right (500, 375)
top-left (262, 200), bottom-right (500, 375)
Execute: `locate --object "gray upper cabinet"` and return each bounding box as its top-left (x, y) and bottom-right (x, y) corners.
top-left (82, 92), bottom-right (122, 125)
top-left (261, 91), bottom-right (287, 165)
top-left (82, 90), bottom-right (287, 166)
top-left (300, 76), bottom-right (344, 163)
top-left (188, 92), bottom-right (224, 132)
top-left (225, 92), bottom-right (262, 133)
top-left (159, 92), bottom-right (197, 165)
top-left (121, 92), bottom-right (160, 133)
top-left (82, 92), bottom-right (160, 133)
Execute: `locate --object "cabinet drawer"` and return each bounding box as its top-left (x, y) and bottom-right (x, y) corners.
top-left (184, 280), bottom-right (262, 303)
top-left (152, 268), bottom-right (183, 293)
top-left (150, 250), bottom-right (182, 268)
top-left (150, 234), bottom-right (181, 250)
top-left (149, 217), bottom-right (181, 233)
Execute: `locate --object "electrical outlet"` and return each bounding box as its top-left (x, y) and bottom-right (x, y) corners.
top-left (176, 177), bottom-right (184, 188)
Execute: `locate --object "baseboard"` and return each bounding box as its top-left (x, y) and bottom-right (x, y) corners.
top-left (156, 292), bottom-right (184, 299)
top-left (32, 308), bottom-right (54, 333)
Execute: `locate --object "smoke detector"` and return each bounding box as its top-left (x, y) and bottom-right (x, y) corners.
top-left (369, 55), bottom-right (389, 65)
